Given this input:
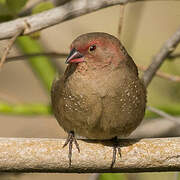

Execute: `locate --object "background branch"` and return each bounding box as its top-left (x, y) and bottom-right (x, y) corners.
top-left (0, 0), bottom-right (177, 40)
top-left (117, 5), bottom-right (125, 38)
top-left (0, 137), bottom-right (180, 173)
top-left (147, 106), bottom-right (180, 124)
top-left (0, 28), bottom-right (24, 68)
top-left (131, 117), bottom-right (180, 138)
top-left (142, 26), bottom-right (180, 87)
top-left (168, 53), bottom-right (180, 60)
top-left (138, 65), bottom-right (180, 82)
top-left (5, 52), bottom-right (67, 63)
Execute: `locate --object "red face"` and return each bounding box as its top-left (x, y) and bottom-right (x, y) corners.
top-left (66, 33), bottom-right (124, 68)
top-left (66, 40), bottom-right (102, 64)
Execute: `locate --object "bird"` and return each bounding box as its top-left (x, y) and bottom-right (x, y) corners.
top-left (51, 32), bottom-right (146, 168)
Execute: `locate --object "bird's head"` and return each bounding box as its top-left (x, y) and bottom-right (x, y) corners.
top-left (66, 32), bottom-right (128, 69)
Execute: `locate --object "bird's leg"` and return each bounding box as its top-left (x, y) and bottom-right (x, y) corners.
top-left (111, 136), bottom-right (121, 168)
top-left (63, 131), bottom-right (80, 167)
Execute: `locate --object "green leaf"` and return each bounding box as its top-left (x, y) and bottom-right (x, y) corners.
top-left (6, 0), bottom-right (28, 14)
top-left (32, 2), bottom-right (54, 14)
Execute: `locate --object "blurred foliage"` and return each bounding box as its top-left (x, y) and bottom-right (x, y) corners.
top-left (100, 173), bottom-right (127, 180)
top-left (0, 0), bottom-right (28, 21)
top-left (32, 1), bottom-right (54, 14)
top-left (0, 0), bottom-right (6, 3)
top-left (31, 1), bottom-right (54, 38)
top-left (6, 0), bottom-right (28, 14)
top-left (0, 101), bottom-right (51, 115)
top-left (145, 104), bottom-right (180, 119)
top-left (16, 36), bottom-right (56, 93)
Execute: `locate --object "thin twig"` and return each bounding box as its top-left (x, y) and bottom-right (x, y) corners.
top-left (130, 117), bottom-right (180, 138)
top-left (142, 26), bottom-right (180, 87)
top-left (5, 53), bottom-right (180, 82)
top-left (147, 106), bottom-right (180, 125)
top-left (168, 53), bottom-right (180, 60)
top-left (5, 52), bottom-right (68, 63)
top-left (118, 5), bottom-right (125, 38)
top-left (6, 53), bottom-right (180, 82)
top-left (138, 65), bottom-right (180, 82)
top-left (0, 28), bottom-right (24, 68)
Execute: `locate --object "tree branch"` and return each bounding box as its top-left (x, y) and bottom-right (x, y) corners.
top-left (142, 26), bottom-right (180, 87)
top-left (168, 53), bottom-right (180, 60)
top-left (0, 137), bottom-right (180, 173)
top-left (5, 52), bottom-right (67, 63)
top-left (147, 106), bottom-right (180, 125)
top-left (117, 5), bottom-right (125, 38)
top-left (6, 53), bottom-right (180, 82)
top-left (0, 28), bottom-right (24, 68)
top-left (130, 117), bottom-right (180, 138)
top-left (0, 0), bottom-right (176, 40)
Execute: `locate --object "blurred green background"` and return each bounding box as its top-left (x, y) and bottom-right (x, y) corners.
top-left (0, 0), bottom-right (180, 180)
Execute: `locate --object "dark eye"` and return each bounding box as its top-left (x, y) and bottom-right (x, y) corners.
top-left (89, 45), bottom-right (96, 52)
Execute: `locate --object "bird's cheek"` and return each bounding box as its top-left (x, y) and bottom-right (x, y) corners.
top-left (84, 54), bottom-right (94, 61)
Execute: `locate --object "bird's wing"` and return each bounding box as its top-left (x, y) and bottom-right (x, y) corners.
top-left (51, 75), bottom-right (65, 116)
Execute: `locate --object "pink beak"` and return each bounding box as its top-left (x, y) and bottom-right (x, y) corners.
top-left (66, 48), bottom-right (84, 64)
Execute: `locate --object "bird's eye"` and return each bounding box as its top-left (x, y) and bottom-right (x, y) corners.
top-left (89, 45), bottom-right (96, 52)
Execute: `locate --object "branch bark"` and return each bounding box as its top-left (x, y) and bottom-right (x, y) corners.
top-left (0, 0), bottom-right (176, 40)
top-left (0, 137), bottom-right (180, 173)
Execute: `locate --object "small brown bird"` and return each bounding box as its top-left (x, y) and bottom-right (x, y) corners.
top-left (51, 32), bottom-right (146, 167)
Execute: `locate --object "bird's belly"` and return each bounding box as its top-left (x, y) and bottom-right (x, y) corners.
top-left (54, 73), bottom-right (146, 140)
top-left (58, 94), bottom-right (145, 140)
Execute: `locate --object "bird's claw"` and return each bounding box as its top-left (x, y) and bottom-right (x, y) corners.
top-left (63, 131), bottom-right (80, 167)
top-left (111, 136), bottom-right (121, 168)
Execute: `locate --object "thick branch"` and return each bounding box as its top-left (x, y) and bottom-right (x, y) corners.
top-left (0, 0), bottom-right (173, 40)
top-left (0, 137), bottom-right (180, 173)
top-left (142, 26), bottom-right (180, 87)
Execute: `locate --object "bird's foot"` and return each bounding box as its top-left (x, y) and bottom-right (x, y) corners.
top-left (63, 131), bottom-right (80, 167)
top-left (111, 136), bottom-right (121, 168)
